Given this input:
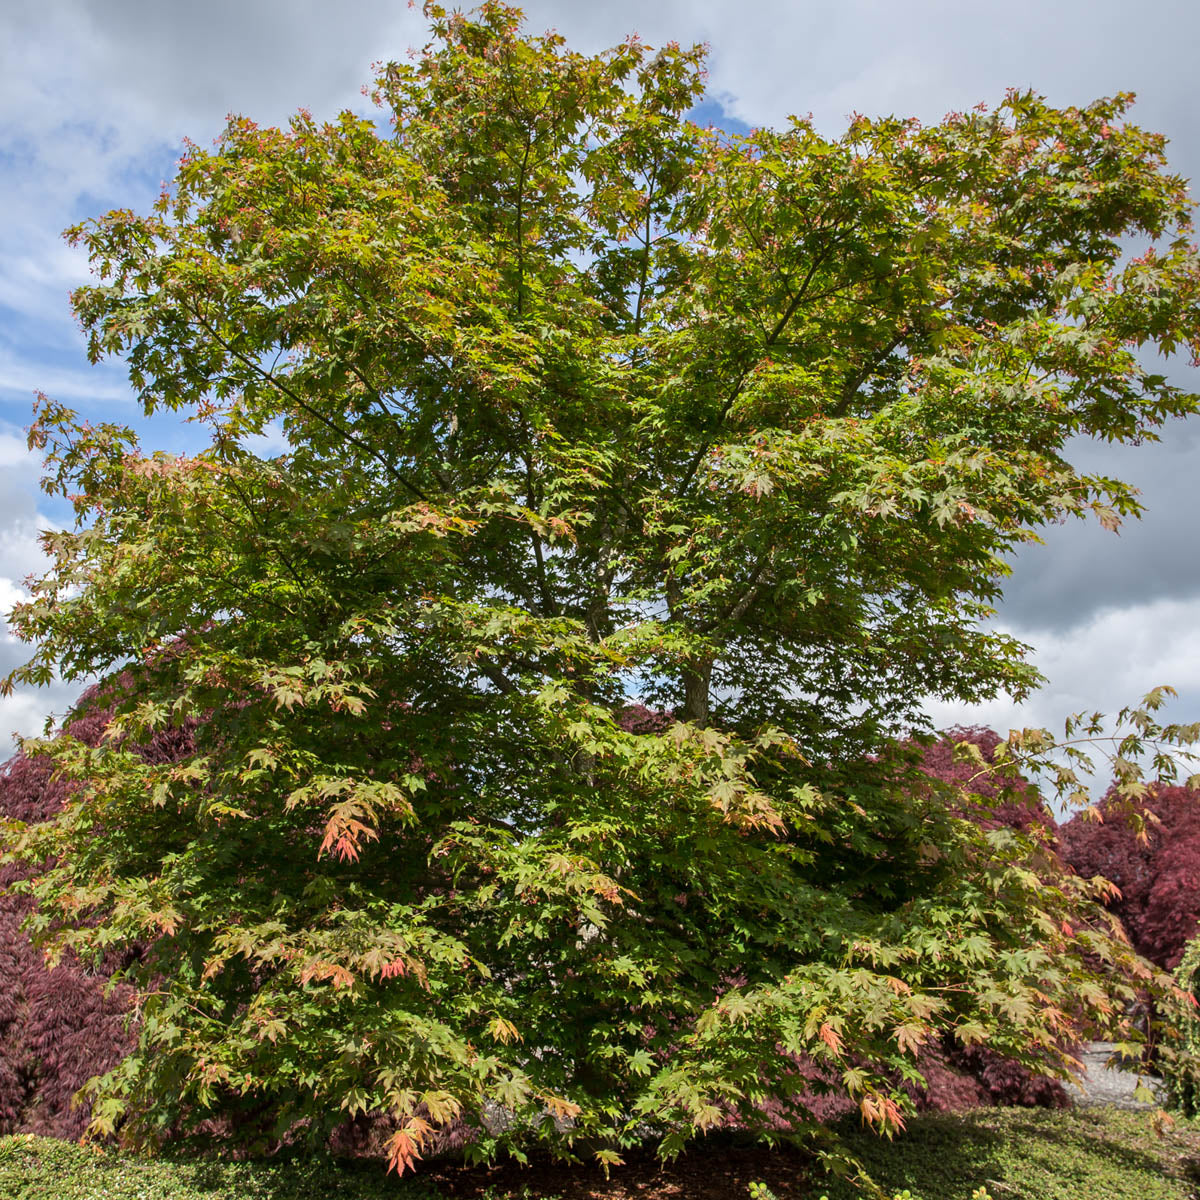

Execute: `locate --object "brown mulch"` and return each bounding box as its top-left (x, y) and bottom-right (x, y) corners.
top-left (418, 1136), bottom-right (818, 1200)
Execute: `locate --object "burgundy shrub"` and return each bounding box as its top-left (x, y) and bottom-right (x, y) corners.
top-left (1059, 783), bottom-right (1200, 969)
top-left (907, 1042), bottom-right (988, 1113)
top-left (940, 1041), bottom-right (1071, 1109)
top-left (0, 680), bottom-right (196, 1137)
top-left (917, 725), bottom-right (1055, 836)
top-left (616, 703), bottom-right (674, 735)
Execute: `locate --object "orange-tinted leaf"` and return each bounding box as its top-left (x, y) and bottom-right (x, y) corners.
top-left (385, 1116), bottom-right (433, 1175)
top-left (541, 1092), bottom-right (582, 1121)
top-left (299, 961), bottom-right (355, 989)
top-left (818, 1021), bottom-right (843, 1056)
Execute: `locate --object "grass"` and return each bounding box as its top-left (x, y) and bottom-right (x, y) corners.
top-left (826, 1107), bottom-right (1200, 1200)
top-left (1, 1107), bottom-right (1199, 1200)
top-left (0, 1136), bottom-right (438, 1200)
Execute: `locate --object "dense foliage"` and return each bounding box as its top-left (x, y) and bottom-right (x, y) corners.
top-left (913, 728), bottom-right (1071, 1109)
top-left (0, 716), bottom-right (1063, 1142)
top-left (0, 684), bottom-right (194, 1138)
top-left (5, 1), bottom-right (1200, 1173)
top-left (1164, 935), bottom-right (1200, 1115)
top-left (1059, 783), bottom-right (1200, 969)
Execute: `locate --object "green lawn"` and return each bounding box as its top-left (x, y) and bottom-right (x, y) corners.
top-left (0, 1134), bottom-right (438, 1200)
top-left (828, 1107), bottom-right (1200, 1200)
top-left (2, 1108), bottom-right (1198, 1200)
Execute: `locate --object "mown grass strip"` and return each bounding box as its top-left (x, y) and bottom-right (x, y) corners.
top-left (2, 1108), bottom-right (1199, 1200)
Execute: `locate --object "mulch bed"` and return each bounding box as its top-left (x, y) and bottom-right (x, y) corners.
top-left (419, 1136), bottom-right (816, 1200)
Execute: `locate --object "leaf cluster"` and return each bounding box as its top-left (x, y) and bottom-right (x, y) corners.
top-left (5, 0), bottom-right (1200, 1174)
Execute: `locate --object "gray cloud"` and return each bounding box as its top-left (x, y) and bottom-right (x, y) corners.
top-left (2, 0), bottom-right (423, 137)
top-left (999, 417), bottom-right (1200, 631)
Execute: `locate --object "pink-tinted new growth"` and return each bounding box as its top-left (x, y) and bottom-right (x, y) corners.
top-left (1060, 783), bottom-right (1200, 969)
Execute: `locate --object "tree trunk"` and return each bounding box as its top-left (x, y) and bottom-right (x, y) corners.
top-left (682, 659), bottom-right (713, 728)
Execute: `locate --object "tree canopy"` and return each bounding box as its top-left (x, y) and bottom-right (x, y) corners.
top-left (5, 1), bottom-right (1200, 1177)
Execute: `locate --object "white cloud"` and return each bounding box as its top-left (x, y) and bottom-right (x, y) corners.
top-left (0, 427), bottom-right (43, 527)
top-left (243, 418), bottom-right (291, 458)
top-left (0, 527), bottom-right (44, 594)
top-left (0, 346), bottom-right (132, 405)
top-left (512, 0), bottom-right (1199, 161)
top-left (0, 577), bottom-right (26, 631)
top-left (0, 236), bottom-right (89, 317)
top-left (924, 597), bottom-right (1200, 803)
top-left (0, 429), bottom-right (34, 470)
top-left (1, 0), bottom-right (1198, 764)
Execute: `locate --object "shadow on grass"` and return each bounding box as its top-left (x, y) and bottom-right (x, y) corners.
top-left (823, 1107), bottom-right (1200, 1200)
top-left (5, 1111), bottom-right (1200, 1200)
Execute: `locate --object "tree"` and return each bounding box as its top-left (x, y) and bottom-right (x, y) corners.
top-left (5, 1), bottom-right (1200, 1174)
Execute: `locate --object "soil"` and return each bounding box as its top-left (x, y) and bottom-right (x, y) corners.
top-left (411, 1043), bottom-right (1171, 1200)
top-left (419, 1136), bottom-right (817, 1200)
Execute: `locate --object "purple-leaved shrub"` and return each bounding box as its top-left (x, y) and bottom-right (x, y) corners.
top-left (0, 680), bottom-right (195, 1137)
top-left (1060, 783), bottom-right (1200, 970)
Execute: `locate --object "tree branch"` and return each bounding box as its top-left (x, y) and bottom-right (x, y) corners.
top-left (192, 308), bottom-right (432, 503)
top-left (675, 232), bottom-right (845, 496)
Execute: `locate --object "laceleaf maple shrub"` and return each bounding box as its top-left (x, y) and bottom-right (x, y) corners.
top-left (1060, 783), bottom-right (1200, 969)
top-left (0, 681), bottom-right (195, 1137)
top-left (6, 1), bottom-right (1200, 1172)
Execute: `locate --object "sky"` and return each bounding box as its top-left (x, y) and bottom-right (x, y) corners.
top-left (2, 0), bottom-right (1199, 794)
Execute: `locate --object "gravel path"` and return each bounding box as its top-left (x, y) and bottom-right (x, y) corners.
top-left (1072, 1041), bottom-right (1164, 1109)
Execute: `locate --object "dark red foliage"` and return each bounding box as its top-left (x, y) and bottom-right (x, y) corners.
top-left (1059, 783), bottom-right (1200, 969)
top-left (939, 1041), bottom-right (1071, 1109)
top-left (917, 726), bottom-right (1055, 836)
top-left (616, 704), bottom-right (674, 735)
top-left (908, 1041), bottom-right (989, 1112)
top-left (0, 679), bottom-right (196, 1137)
top-left (731, 1043), bottom-right (991, 1127)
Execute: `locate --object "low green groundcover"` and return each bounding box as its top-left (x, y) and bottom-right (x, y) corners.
top-left (2, 1108), bottom-right (1199, 1200)
top-left (0, 1135), bottom-right (436, 1200)
top-left (827, 1108), bottom-right (1200, 1200)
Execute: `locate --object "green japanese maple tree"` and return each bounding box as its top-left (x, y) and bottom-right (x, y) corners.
top-left (6, 0), bottom-right (1200, 1174)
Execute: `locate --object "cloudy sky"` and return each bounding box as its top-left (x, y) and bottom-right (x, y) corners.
top-left (2, 0), bottom-right (1199, 792)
